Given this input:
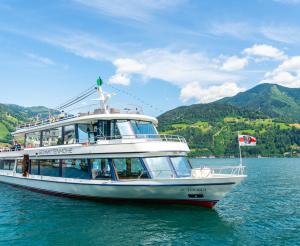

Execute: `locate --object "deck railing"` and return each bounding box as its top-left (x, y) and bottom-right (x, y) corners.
top-left (192, 165), bottom-right (245, 177)
top-left (16, 114), bottom-right (77, 130)
top-left (95, 134), bottom-right (187, 143)
top-left (0, 147), bottom-right (23, 152)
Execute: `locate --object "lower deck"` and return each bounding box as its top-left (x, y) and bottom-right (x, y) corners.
top-left (0, 154), bottom-right (246, 208)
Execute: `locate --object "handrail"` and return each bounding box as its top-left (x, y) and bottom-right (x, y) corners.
top-left (15, 109), bottom-right (144, 131)
top-left (192, 165), bottom-right (245, 176)
top-left (0, 147), bottom-right (23, 152)
top-left (95, 134), bottom-right (186, 143)
top-left (16, 114), bottom-right (77, 130)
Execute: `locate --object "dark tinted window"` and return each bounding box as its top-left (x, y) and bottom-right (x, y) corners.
top-left (30, 160), bottom-right (40, 175)
top-left (40, 160), bottom-right (60, 177)
top-left (91, 159), bottom-right (112, 179)
top-left (0, 160), bottom-right (15, 170)
top-left (113, 158), bottom-right (149, 179)
top-left (64, 125), bottom-right (76, 144)
top-left (62, 159), bottom-right (90, 179)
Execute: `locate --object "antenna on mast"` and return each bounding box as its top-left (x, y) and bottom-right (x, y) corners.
top-left (96, 76), bottom-right (109, 114)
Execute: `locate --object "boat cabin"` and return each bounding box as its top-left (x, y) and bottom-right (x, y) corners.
top-left (2, 113), bottom-right (191, 181)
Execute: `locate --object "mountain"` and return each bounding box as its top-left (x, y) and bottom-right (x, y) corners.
top-left (157, 83), bottom-right (300, 157)
top-left (0, 104), bottom-right (57, 145)
top-left (158, 102), bottom-right (267, 132)
top-left (218, 83), bottom-right (300, 122)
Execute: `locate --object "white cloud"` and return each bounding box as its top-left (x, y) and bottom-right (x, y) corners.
top-left (38, 31), bottom-right (124, 62)
top-left (74, 0), bottom-right (183, 22)
top-left (261, 56), bottom-right (300, 87)
top-left (113, 58), bottom-right (145, 73)
top-left (109, 49), bottom-right (240, 87)
top-left (26, 53), bottom-right (56, 65)
top-left (260, 26), bottom-right (300, 44)
top-left (109, 73), bottom-right (131, 85)
top-left (221, 56), bottom-right (248, 71)
top-left (210, 21), bottom-right (300, 44)
top-left (210, 22), bottom-right (253, 39)
top-left (244, 44), bottom-right (287, 60)
top-left (110, 58), bottom-right (146, 85)
top-left (180, 82), bottom-right (245, 103)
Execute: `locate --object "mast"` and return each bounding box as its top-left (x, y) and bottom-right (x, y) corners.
top-left (238, 131), bottom-right (243, 166)
top-left (96, 77), bottom-right (109, 114)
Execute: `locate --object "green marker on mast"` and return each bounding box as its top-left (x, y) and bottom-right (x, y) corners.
top-left (96, 77), bottom-right (103, 86)
top-left (96, 76), bottom-right (109, 114)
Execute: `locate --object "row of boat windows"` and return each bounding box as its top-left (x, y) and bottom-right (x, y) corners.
top-left (25, 120), bottom-right (157, 148)
top-left (0, 157), bottom-right (191, 179)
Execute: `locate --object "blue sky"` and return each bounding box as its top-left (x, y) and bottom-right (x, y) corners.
top-left (1, 0), bottom-right (300, 116)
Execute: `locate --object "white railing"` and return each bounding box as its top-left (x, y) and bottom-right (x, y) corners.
top-left (0, 147), bottom-right (23, 152)
top-left (15, 109), bottom-right (143, 131)
top-left (95, 134), bottom-right (187, 143)
top-left (16, 114), bottom-right (77, 130)
top-left (192, 165), bottom-right (245, 178)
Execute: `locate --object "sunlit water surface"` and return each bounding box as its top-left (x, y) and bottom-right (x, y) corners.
top-left (0, 158), bottom-right (299, 246)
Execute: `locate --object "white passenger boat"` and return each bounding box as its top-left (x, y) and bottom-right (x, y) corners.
top-left (0, 79), bottom-right (246, 208)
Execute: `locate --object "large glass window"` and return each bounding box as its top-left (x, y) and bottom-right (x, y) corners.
top-left (97, 121), bottom-right (111, 139)
top-left (113, 158), bottom-right (149, 179)
top-left (90, 159), bottom-right (112, 179)
top-left (170, 157), bottom-right (191, 177)
top-left (42, 127), bottom-right (62, 147)
top-left (78, 124), bottom-right (95, 143)
top-left (62, 159), bottom-right (90, 179)
top-left (16, 160), bottom-right (23, 173)
top-left (25, 132), bottom-right (41, 148)
top-left (40, 160), bottom-right (60, 177)
top-left (110, 120), bottom-right (121, 139)
top-left (131, 121), bottom-right (157, 136)
top-left (116, 121), bottom-right (135, 138)
top-left (64, 125), bottom-right (76, 144)
top-left (144, 157), bottom-right (174, 179)
top-left (0, 160), bottom-right (15, 170)
top-left (30, 160), bottom-right (40, 175)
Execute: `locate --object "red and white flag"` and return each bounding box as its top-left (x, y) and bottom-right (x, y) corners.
top-left (238, 135), bottom-right (257, 146)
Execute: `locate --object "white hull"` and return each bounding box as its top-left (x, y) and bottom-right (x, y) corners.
top-left (0, 171), bottom-right (245, 208)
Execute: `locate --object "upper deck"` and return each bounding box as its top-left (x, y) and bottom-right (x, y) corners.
top-left (13, 112), bottom-right (158, 136)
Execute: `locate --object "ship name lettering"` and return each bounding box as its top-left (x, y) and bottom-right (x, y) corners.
top-left (38, 147), bottom-right (73, 155)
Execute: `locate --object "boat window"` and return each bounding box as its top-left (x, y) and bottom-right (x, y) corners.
top-left (113, 158), bottom-right (149, 179)
top-left (62, 159), bottom-right (90, 179)
top-left (131, 121), bottom-right (157, 137)
top-left (16, 160), bottom-right (23, 173)
top-left (110, 120), bottom-right (121, 139)
top-left (116, 121), bottom-right (135, 138)
top-left (0, 160), bottom-right (14, 170)
top-left (30, 160), bottom-right (40, 175)
top-left (170, 157), bottom-right (191, 177)
top-left (42, 127), bottom-right (63, 147)
top-left (90, 159), bottom-right (112, 179)
top-left (78, 124), bottom-right (95, 143)
top-left (25, 132), bottom-right (41, 148)
top-left (144, 157), bottom-right (174, 179)
top-left (64, 125), bottom-right (76, 144)
top-left (40, 160), bottom-right (60, 177)
top-left (97, 120), bottom-right (111, 139)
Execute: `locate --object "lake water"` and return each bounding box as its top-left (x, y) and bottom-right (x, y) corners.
top-left (0, 158), bottom-right (299, 246)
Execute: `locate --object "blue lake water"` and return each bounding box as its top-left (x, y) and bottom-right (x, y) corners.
top-left (0, 158), bottom-right (299, 246)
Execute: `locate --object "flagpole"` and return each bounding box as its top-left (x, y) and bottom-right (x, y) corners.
top-left (238, 131), bottom-right (243, 166)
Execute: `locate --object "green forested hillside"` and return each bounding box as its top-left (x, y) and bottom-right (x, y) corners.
top-left (0, 104), bottom-right (57, 145)
top-left (158, 83), bottom-right (300, 157)
top-left (218, 83), bottom-right (300, 122)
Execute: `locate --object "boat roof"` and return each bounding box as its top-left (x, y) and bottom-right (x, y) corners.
top-left (12, 113), bottom-right (158, 136)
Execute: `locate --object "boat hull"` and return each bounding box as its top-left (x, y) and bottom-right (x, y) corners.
top-left (0, 172), bottom-right (245, 208)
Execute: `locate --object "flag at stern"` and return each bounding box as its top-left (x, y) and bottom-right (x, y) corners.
top-left (238, 135), bottom-right (257, 146)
